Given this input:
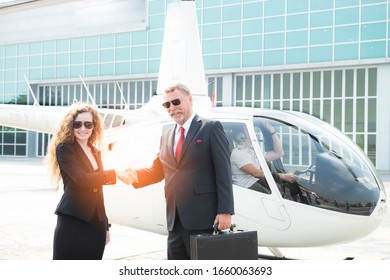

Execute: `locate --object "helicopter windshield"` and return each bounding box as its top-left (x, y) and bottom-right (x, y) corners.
top-left (252, 116), bottom-right (380, 216)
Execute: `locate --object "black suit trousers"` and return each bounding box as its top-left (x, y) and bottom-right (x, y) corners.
top-left (167, 213), bottom-right (213, 260)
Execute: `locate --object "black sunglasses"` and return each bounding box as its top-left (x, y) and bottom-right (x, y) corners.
top-left (162, 98), bottom-right (181, 109)
top-left (73, 121), bottom-right (94, 129)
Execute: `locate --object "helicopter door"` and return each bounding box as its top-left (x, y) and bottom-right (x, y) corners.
top-left (221, 121), bottom-right (291, 231)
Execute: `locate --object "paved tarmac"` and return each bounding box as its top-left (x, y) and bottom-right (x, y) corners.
top-left (0, 157), bottom-right (389, 260)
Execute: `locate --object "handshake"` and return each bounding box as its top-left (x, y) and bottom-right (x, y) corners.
top-left (116, 168), bottom-right (138, 185)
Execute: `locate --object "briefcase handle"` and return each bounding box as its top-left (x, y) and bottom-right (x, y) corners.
top-left (213, 223), bottom-right (236, 234)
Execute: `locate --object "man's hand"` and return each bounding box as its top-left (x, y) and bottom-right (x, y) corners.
top-left (213, 214), bottom-right (232, 231)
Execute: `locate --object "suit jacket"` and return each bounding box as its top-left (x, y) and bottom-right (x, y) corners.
top-left (54, 141), bottom-right (116, 228)
top-left (134, 114), bottom-right (234, 231)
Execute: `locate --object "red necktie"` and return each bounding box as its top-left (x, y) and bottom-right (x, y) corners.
top-left (176, 126), bottom-right (185, 162)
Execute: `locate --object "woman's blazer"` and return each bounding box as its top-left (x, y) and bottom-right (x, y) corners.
top-left (54, 141), bottom-right (116, 225)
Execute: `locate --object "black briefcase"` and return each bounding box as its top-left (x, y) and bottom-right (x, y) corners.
top-left (190, 226), bottom-right (258, 260)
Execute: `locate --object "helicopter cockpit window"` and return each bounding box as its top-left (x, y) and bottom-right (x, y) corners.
top-left (222, 122), bottom-right (272, 195)
top-left (254, 116), bottom-right (380, 216)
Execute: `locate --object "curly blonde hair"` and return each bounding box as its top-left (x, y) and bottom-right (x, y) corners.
top-left (45, 103), bottom-right (104, 186)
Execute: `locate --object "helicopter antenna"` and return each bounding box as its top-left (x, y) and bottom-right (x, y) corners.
top-left (24, 75), bottom-right (39, 106)
top-left (79, 75), bottom-right (97, 107)
top-left (116, 82), bottom-right (129, 110)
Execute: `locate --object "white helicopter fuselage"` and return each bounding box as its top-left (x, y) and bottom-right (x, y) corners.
top-left (100, 102), bottom-right (387, 248)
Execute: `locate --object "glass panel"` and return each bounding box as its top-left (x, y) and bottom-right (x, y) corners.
top-left (286, 48), bottom-right (308, 64)
top-left (263, 74), bottom-right (271, 100)
top-left (264, 50), bottom-right (284, 65)
top-left (310, 28), bottom-right (333, 45)
top-left (254, 75), bottom-right (261, 101)
top-left (356, 99), bottom-right (365, 132)
top-left (4, 145), bottom-right (15, 155)
top-left (323, 99), bottom-right (331, 124)
top-left (335, 0), bottom-right (359, 8)
top-left (222, 37), bottom-right (241, 53)
top-left (310, 11), bottom-right (333, 28)
top-left (242, 51), bottom-right (262, 67)
top-left (293, 100), bottom-right (300, 111)
top-left (222, 22), bottom-right (241, 36)
top-left (287, 0), bottom-right (308, 13)
top-left (310, 46), bottom-right (332, 62)
top-left (334, 43), bottom-right (359, 60)
top-left (282, 101), bottom-right (290, 110)
top-left (222, 53), bottom-right (240, 68)
top-left (203, 39), bottom-right (221, 55)
top-left (203, 7), bottom-right (221, 24)
top-left (283, 73), bottom-right (290, 99)
top-left (334, 100), bottom-right (342, 130)
top-left (264, 33), bottom-right (284, 49)
top-left (286, 30), bottom-right (308, 47)
top-left (313, 100), bottom-right (320, 119)
top-left (216, 77), bottom-right (223, 103)
top-left (273, 74), bottom-right (280, 100)
top-left (361, 23), bottom-right (386, 41)
top-left (335, 25), bottom-right (359, 43)
top-left (356, 134), bottom-right (364, 151)
top-left (361, 41), bottom-right (386, 59)
top-left (323, 70), bottom-right (331, 98)
top-left (129, 82), bottom-right (136, 108)
top-left (273, 100), bottom-right (280, 110)
top-left (311, 1), bottom-right (333, 11)
top-left (302, 72), bottom-right (310, 98)
top-left (15, 145), bottom-right (26, 156)
top-left (335, 8), bottom-right (359, 25)
top-left (243, 35), bottom-right (261, 51)
top-left (287, 14), bottom-right (308, 30)
top-left (4, 132), bottom-right (15, 143)
top-left (367, 134), bottom-right (376, 164)
top-left (356, 69), bottom-right (365, 97)
top-left (243, 19), bottom-right (262, 35)
top-left (264, 16), bottom-right (285, 33)
top-left (236, 76), bottom-right (243, 105)
top-left (251, 114), bottom-right (380, 216)
top-left (293, 72), bottom-right (300, 99)
top-left (245, 75), bottom-right (252, 103)
top-left (361, 4), bottom-right (386, 22)
top-left (313, 71), bottom-right (321, 98)
top-left (367, 98), bottom-right (376, 133)
top-left (345, 69), bottom-right (354, 97)
top-left (368, 68), bottom-right (377, 97)
top-left (345, 99), bottom-right (354, 132)
top-left (222, 122), bottom-right (271, 194)
top-left (334, 70), bottom-right (342, 98)
top-left (302, 100), bottom-right (310, 114)
top-left (136, 81), bottom-right (143, 105)
top-left (203, 24), bottom-right (221, 38)
top-left (222, 5), bottom-right (241, 21)
top-left (264, 0), bottom-right (285, 16)
top-left (243, 2), bottom-right (262, 19)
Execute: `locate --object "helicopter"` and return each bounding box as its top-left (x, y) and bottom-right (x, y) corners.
top-left (0, 1), bottom-right (387, 259)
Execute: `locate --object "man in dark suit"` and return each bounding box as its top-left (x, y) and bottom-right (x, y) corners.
top-left (131, 83), bottom-right (234, 260)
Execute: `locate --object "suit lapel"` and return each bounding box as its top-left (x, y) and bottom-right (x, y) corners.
top-left (72, 141), bottom-right (96, 172)
top-left (177, 114), bottom-right (201, 163)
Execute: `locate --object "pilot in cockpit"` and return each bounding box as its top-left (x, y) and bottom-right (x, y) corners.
top-left (230, 121), bottom-right (296, 194)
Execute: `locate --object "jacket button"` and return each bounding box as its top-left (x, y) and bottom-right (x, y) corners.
top-left (93, 188), bottom-right (98, 192)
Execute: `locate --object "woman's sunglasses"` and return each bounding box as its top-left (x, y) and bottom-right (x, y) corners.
top-left (73, 121), bottom-right (94, 129)
top-left (162, 98), bottom-right (181, 109)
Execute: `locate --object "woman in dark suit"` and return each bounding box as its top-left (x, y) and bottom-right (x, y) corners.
top-left (46, 103), bottom-right (128, 260)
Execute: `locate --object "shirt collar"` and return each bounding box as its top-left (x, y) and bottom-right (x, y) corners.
top-left (176, 113), bottom-right (195, 135)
